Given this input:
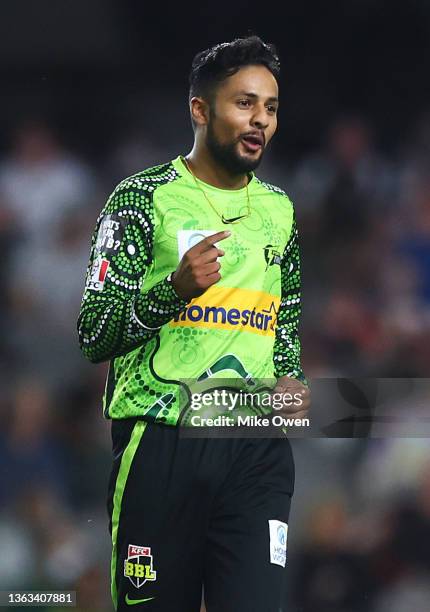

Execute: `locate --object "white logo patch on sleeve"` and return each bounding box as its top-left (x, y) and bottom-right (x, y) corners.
top-left (269, 520), bottom-right (288, 567)
top-left (86, 255), bottom-right (110, 292)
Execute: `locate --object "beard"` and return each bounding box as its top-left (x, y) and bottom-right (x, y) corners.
top-left (205, 112), bottom-right (264, 175)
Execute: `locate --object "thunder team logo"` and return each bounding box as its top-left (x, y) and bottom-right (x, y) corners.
top-left (263, 244), bottom-right (282, 270)
top-left (124, 544), bottom-right (157, 588)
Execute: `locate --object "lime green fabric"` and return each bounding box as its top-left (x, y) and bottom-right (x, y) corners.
top-left (77, 156), bottom-right (305, 424)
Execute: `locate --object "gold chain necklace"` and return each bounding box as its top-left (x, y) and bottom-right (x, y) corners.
top-left (181, 156), bottom-right (251, 224)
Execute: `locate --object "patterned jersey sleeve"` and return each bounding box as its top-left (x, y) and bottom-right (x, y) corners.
top-left (273, 209), bottom-right (307, 385)
top-left (77, 183), bottom-right (189, 363)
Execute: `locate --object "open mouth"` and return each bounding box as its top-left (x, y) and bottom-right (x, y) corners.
top-left (240, 134), bottom-right (264, 153)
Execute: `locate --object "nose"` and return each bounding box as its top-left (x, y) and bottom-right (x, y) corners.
top-left (251, 103), bottom-right (269, 130)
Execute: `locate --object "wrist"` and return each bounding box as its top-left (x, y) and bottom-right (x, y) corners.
top-left (169, 271), bottom-right (187, 301)
top-left (133, 274), bottom-right (189, 331)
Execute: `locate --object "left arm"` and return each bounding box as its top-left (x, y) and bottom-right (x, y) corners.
top-left (273, 210), bottom-right (307, 385)
top-left (272, 208), bottom-right (310, 416)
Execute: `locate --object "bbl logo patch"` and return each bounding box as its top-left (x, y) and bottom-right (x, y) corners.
top-left (124, 544), bottom-right (157, 589)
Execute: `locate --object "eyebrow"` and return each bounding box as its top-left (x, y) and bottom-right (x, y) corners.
top-left (235, 91), bottom-right (279, 103)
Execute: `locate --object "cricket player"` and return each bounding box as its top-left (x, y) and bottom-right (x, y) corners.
top-left (78, 34), bottom-right (310, 612)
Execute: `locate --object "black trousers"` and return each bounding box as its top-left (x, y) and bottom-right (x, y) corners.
top-left (107, 419), bottom-right (295, 612)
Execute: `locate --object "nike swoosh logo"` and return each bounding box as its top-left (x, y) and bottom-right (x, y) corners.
top-left (125, 594), bottom-right (156, 605)
top-left (222, 214), bottom-right (247, 224)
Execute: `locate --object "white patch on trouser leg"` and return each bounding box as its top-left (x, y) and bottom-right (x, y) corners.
top-left (268, 520), bottom-right (288, 567)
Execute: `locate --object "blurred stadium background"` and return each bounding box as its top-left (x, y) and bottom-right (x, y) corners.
top-left (1, 1), bottom-right (430, 610)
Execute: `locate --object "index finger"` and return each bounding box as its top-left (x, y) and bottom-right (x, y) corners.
top-left (191, 230), bottom-right (231, 254)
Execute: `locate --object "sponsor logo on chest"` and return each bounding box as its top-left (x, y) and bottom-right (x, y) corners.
top-left (170, 286), bottom-right (280, 337)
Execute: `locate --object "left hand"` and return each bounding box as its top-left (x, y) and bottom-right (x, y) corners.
top-left (271, 375), bottom-right (311, 419)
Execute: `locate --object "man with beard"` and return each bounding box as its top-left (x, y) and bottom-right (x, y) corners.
top-left (77, 35), bottom-right (309, 612)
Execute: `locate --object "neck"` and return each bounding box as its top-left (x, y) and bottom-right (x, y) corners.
top-left (185, 143), bottom-right (249, 190)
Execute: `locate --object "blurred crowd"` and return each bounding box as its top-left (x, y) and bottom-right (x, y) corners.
top-left (0, 115), bottom-right (429, 611)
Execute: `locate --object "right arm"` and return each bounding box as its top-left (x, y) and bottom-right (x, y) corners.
top-left (77, 184), bottom-right (189, 364)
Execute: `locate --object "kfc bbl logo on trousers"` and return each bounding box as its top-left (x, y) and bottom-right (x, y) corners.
top-left (124, 544), bottom-right (157, 588)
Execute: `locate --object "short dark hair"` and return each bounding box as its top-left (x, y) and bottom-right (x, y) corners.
top-left (189, 35), bottom-right (280, 105)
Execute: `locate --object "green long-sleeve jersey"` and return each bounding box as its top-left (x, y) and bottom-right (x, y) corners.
top-left (77, 155), bottom-right (305, 424)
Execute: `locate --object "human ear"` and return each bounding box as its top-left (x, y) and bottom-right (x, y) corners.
top-left (190, 97), bottom-right (209, 127)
